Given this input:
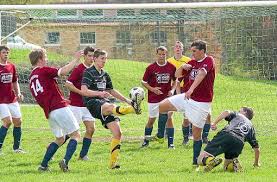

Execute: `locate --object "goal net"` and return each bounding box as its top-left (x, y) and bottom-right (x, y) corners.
top-left (1, 2), bottom-right (277, 136)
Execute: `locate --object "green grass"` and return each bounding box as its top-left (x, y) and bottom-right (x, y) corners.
top-left (1, 53), bottom-right (277, 181)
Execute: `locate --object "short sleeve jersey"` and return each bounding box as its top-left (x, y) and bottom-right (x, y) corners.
top-left (223, 111), bottom-right (259, 148)
top-left (142, 61), bottom-right (176, 103)
top-left (0, 62), bottom-right (18, 103)
top-left (185, 56), bottom-right (215, 102)
top-left (67, 63), bottom-right (88, 107)
top-left (82, 65), bottom-right (113, 104)
top-left (29, 67), bottom-right (68, 118)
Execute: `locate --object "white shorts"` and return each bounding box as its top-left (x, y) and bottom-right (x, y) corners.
top-left (48, 107), bottom-right (80, 138)
top-left (168, 93), bottom-right (211, 128)
top-left (148, 103), bottom-right (160, 118)
top-left (0, 102), bottom-right (22, 120)
top-left (69, 105), bottom-right (95, 124)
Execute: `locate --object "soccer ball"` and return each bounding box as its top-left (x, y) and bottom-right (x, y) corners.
top-left (129, 87), bottom-right (145, 101)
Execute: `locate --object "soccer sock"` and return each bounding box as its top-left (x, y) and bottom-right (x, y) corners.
top-left (13, 127), bottom-right (21, 150)
top-left (109, 138), bottom-right (121, 168)
top-left (157, 114), bottom-right (168, 138)
top-left (41, 142), bottom-right (59, 167)
top-left (0, 126), bottom-right (8, 149)
top-left (112, 105), bottom-right (135, 115)
top-left (62, 135), bottom-right (70, 145)
top-left (202, 124), bottom-right (211, 139)
top-left (193, 140), bottom-right (203, 165)
top-left (64, 139), bottom-right (78, 165)
top-left (79, 137), bottom-right (92, 158)
top-left (166, 128), bottom-right (174, 147)
top-left (182, 126), bottom-right (189, 139)
top-left (144, 127), bottom-right (153, 142)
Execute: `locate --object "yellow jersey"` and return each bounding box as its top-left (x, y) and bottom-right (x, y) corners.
top-left (167, 55), bottom-right (191, 87)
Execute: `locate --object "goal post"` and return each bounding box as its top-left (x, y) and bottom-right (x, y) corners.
top-left (1, 1), bottom-right (277, 135)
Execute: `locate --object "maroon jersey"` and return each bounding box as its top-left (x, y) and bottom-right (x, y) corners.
top-left (142, 61), bottom-right (176, 103)
top-left (0, 62), bottom-right (18, 103)
top-left (185, 56), bottom-right (215, 102)
top-left (29, 66), bottom-right (68, 118)
top-left (67, 63), bottom-right (89, 107)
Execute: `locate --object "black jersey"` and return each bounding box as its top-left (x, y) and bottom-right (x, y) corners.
top-left (82, 65), bottom-right (113, 104)
top-left (222, 112), bottom-right (259, 148)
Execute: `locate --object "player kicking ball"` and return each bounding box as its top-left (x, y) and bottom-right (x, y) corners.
top-left (197, 107), bottom-right (260, 172)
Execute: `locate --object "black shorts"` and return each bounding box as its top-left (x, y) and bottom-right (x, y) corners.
top-left (204, 131), bottom-right (244, 159)
top-left (86, 99), bottom-right (120, 129)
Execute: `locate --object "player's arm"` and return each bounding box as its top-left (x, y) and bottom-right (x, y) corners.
top-left (247, 128), bottom-right (260, 167)
top-left (80, 85), bottom-right (110, 98)
top-left (175, 64), bottom-right (192, 78)
top-left (253, 147), bottom-right (260, 167)
top-left (12, 81), bottom-right (23, 101)
top-left (59, 50), bottom-right (83, 76)
top-left (211, 110), bottom-right (231, 130)
top-left (175, 80), bottom-right (181, 94)
top-left (185, 69), bottom-right (206, 99)
top-left (169, 80), bottom-right (177, 96)
top-left (141, 81), bottom-right (162, 95)
top-left (107, 89), bottom-right (131, 104)
top-left (65, 81), bottom-right (83, 95)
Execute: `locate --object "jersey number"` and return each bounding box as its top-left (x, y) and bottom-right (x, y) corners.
top-left (31, 79), bottom-right (44, 96)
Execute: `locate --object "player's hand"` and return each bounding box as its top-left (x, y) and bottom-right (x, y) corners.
top-left (167, 90), bottom-right (174, 97)
top-left (253, 163), bottom-right (261, 168)
top-left (74, 50), bottom-right (84, 61)
top-left (211, 123), bottom-right (217, 130)
top-left (99, 91), bottom-right (111, 98)
top-left (182, 64), bottom-right (192, 71)
top-left (17, 93), bottom-right (24, 102)
top-left (185, 89), bottom-right (193, 99)
top-left (151, 87), bottom-right (163, 95)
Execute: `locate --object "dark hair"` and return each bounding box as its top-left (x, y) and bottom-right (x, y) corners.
top-left (0, 45), bottom-right (9, 52)
top-left (84, 46), bottom-right (95, 55)
top-left (93, 49), bottom-right (107, 58)
top-left (242, 106), bottom-right (254, 120)
top-left (191, 40), bottom-right (207, 53)
top-left (156, 46), bottom-right (167, 53)
top-left (29, 49), bottom-right (45, 66)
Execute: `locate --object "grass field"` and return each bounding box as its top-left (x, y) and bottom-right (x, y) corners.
top-left (1, 52), bottom-right (277, 181)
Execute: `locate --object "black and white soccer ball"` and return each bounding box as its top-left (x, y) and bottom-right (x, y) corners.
top-left (129, 87), bottom-right (145, 101)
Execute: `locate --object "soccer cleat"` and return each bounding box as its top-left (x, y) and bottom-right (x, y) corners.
top-left (141, 141), bottom-right (149, 148)
top-left (168, 144), bottom-right (175, 149)
top-left (145, 135), bottom-right (164, 144)
top-left (182, 137), bottom-right (189, 145)
top-left (131, 93), bottom-right (143, 114)
top-left (233, 158), bottom-right (243, 172)
top-left (109, 162), bottom-right (121, 169)
top-left (204, 157), bottom-right (223, 172)
top-left (38, 165), bottom-right (50, 172)
top-left (59, 159), bottom-right (69, 172)
top-left (13, 148), bottom-right (26, 154)
top-left (78, 155), bottom-right (90, 161)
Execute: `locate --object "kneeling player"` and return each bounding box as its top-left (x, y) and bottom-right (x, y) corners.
top-left (197, 107), bottom-right (260, 172)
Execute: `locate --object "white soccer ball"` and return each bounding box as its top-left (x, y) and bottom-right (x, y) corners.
top-left (129, 87), bottom-right (145, 101)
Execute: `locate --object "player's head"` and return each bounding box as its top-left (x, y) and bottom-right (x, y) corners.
top-left (29, 48), bottom-right (47, 66)
top-left (174, 41), bottom-right (184, 55)
top-left (93, 49), bottom-right (107, 69)
top-left (156, 46), bottom-right (167, 63)
top-left (239, 106), bottom-right (254, 120)
top-left (0, 46), bottom-right (10, 62)
top-left (191, 40), bottom-right (207, 61)
top-left (83, 46), bottom-right (95, 66)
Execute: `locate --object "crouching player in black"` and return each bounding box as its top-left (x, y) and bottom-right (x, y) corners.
top-left (197, 106), bottom-right (260, 172)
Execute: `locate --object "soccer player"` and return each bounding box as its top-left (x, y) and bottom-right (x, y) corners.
top-left (29, 48), bottom-right (82, 172)
top-left (65, 46), bottom-right (95, 161)
top-left (81, 49), bottom-right (143, 169)
top-left (141, 46), bottom-right (176, 148)
top-left (158, 40), bottom-right (215, 168)
top-left (0, 46), bottom-right (25, 154)
top-left (197, 107), bottom-right (260, 172)
top-left (167, 41), bottom-right (192, 145)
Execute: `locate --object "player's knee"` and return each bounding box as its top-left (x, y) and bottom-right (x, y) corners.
top-left (12, 118), bottom-right (22, 127)
top-left (86, 126), bottom-right (95, 136)
top-left (2, 117), bottom-right (12, 128)
top-left (69, 130), bottom-right (81, 141)
top-left (55, 137), bottom-right (65, 146)
top-left (102, 103), bottom-right (114, 115)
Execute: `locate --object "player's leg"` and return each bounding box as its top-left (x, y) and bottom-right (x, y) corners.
top-left (0, 104), bottom-right (13, 153)
top-left (182, 116), bottom-right (190, 145)
top-left (142, 103), bottom-right (158, 147)
top-left (79, 119), bottom-right (95, 160)
top-left (107, 120), bottom-right (122, 169)
top-left (9, 102), bottom-right (24, 152)
top-left (202, 113), bottom-right (211, 144)
top-left (166, 111), bottom-right (175, 149)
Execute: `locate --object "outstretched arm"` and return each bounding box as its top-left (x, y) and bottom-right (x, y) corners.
top-left (59, 50), bottom-right (83, 76)
top-left (211, 110), bottom-right (231, 130)
top-left (253, 147), bottom-right (261, 167)
top-left (108, 89), bottom-right (131, 105)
